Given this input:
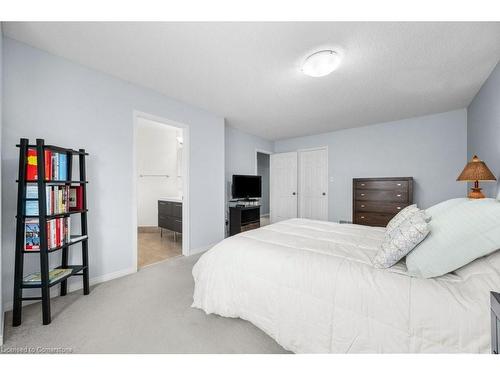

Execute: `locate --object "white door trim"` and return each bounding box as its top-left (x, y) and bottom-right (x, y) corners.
top-left (132, 110), bottom-right (191, 273)
top-left (297, 146), bottom-right (329, 220)
top-left (255, 149), bottom-right (273, 217)
top-left (254, 148), bottom-right (273, 175)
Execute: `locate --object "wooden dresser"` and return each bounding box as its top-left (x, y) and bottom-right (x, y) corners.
top-left (352, 177), bottom-right (413, 227)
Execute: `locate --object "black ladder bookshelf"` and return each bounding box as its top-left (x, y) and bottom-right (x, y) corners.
top-left (12, 138), bottom-right (90, 326)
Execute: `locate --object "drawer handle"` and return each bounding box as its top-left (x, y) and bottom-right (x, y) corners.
top-left (361, 183), bottom-right (365, 186)
top-left (397, 206), bottom-right (401, 210)
top-left (361, 193), bottom-right (365, 196)
top-left (396, 194), bottom-right (401, 197)
top-left (361, 204), bottom-right (365, 208)
top-left (397, 183), bottom-right (402, 186)
top-left (361, 216), bottom-right (365, 219)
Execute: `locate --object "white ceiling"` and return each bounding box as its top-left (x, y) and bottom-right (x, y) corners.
top-left (4, 22), bottom-right (500, 140)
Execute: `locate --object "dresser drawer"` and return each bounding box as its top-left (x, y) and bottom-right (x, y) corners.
top-left (158, 215), bottom-right (170, 229)
top-left (355, 201), bottom-right (409, 214)
top-left (171, 203), bottom-right (182, 219)
top-left (158, 200), bottom-right (172, 216)
top-left (355, 189), bottom-right (408, 202)
top-left (354, 212), bottom-right (392, 227)
top-left (355, 180), bottom-right (409, 191)
top-left (171, 218), bottom-right (182, 233)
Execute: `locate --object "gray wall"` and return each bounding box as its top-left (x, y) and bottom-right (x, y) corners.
top-left (467, 62), bottom-right (500, 199)
top-left (2, 38), bottom-right (225, 311)
top-left (225, 125), bottom-right (273, 224)
top-left (0, 24), bottom-right (3, 344)
top-left (257, 152), bottom-right (270, 215)
top-left (275, 109), bottom-right (467, 222)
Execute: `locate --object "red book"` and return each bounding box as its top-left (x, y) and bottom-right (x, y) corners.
top-left (56, 218), bottom-right (61, 247)
top-left (26, 148), bottom-right (38, 180)
top-left (44, 150), bottom-right (52, 180)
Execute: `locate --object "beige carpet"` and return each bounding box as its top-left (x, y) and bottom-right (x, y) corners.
top-left (2, 254), bottom-right (288, 354)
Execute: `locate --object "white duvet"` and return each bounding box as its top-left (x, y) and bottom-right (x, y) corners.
top-left (192, 219), bottom-right (500, 353)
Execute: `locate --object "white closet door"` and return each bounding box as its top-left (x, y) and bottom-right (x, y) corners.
top-left (298, 148), bottom-right (328, 221)
top-left (270, 152), bottom-right (298, 223)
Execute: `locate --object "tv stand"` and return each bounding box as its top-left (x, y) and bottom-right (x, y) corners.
top-left (229, 206), bottom-right (260, 236)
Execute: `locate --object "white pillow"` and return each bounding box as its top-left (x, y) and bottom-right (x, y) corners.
top-left (385, 204), bottom-right (419, 236)
top-left (425, 198), bottom-right (468, 218)
top-left (373, 210), bottom-right (429, 268)
top-left (406, 198), bottom-right (500, 278)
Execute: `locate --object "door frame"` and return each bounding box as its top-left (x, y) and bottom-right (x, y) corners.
top-left (132, 110), bottom-right (191, 272)
top-left (255, 149), bottom-right (273, 217)
top-left (297, 146), bottom-right (329, 220)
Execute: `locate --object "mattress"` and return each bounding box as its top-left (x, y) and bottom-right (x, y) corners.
top-left (192, 218), bottom-right (500, 353)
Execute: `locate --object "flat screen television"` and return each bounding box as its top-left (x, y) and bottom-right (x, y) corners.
top-left (232, 175), bottom-right (262, 199)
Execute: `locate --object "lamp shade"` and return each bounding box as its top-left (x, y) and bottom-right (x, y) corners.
top-left (457, 155), bottom-right (497, 182)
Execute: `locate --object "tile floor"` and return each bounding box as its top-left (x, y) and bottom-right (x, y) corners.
top-left (138, 227), bottom-right (182, 268)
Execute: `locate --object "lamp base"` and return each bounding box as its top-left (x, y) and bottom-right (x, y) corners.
top-left (468, 187), bottom-right (485, 199)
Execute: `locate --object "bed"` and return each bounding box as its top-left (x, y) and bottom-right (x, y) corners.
top-left (192, 218), bottom-right (500, 353)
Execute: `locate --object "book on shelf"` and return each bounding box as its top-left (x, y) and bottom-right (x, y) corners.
top-left (24, 217), bottom-right (71, 250)
top-left (25, 200), bottom-right (39, 216)
top-left (24, 219), bottom-right (40, 251)
top-left (69, 186), bottom-right (83, 211)
top-left (26, 183), bottom-right (38, 199)
top-left (23, 268), bottom-right (73, 285)
top-left (46, 217), bottom-right (71, 249)
top-left (26, 148), bottom-right (38, 180)
top-left (26, 184), bottom-right (70, 215)
top-left (25, 148), bottom-right (68, 181)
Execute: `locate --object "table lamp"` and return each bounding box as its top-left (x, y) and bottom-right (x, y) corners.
top-left (457, 155), bottom-right (497, 199)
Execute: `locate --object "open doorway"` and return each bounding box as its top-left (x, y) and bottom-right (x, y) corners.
top-left (256, 150), bottom-right (271, 227)
top-left (133, 112), bottom-right (189, 270)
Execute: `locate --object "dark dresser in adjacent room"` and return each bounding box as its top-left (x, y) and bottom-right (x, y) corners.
top-left (352, 177), bottom-right (413, 227)
top-left (158, 199), bottom-right (182, 239)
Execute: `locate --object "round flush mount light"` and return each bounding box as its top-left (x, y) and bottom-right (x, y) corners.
top-left (302, 50), bottom-right (341, 77)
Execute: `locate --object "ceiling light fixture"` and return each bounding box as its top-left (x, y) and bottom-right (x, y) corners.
top-left (302, 50), bottom-right (341, 77)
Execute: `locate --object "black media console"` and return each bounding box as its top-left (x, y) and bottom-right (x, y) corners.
top-left (229, 206), bottom-right (260, 236)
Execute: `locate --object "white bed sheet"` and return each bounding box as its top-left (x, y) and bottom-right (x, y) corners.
top-left (192, 218), bottom-right (500, 353)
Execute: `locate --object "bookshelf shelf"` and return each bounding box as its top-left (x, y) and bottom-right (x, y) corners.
top-left (20, 209), bottom-right (89, 220)
top-left (22, 265), bottom-right (87, 289)
top-left (23, 235), bottom-right (88, 254)
top-left (12, 138), bottom-right (90, 326)
top-left (18, 180), bottom-right (88, 184)
top-left (16, 143), bottom-right (89, 155)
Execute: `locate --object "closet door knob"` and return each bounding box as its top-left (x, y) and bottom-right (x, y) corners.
top-left (322, 192), bottom-right (326, 196)
top-left (292, 192), bottom-right (296, 196)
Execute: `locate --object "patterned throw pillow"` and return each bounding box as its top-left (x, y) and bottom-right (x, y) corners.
top-left (385, 204), bottom-right (419, 236)
top-left (373, 210), bottom-right (430, 268)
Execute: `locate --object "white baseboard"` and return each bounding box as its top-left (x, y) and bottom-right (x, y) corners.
top-left (2, 266), bottom-right (137, 313)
